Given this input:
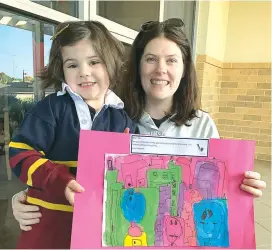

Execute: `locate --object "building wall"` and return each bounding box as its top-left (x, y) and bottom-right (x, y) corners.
top-left (196, 55), bottom-right (222, 121)
top-left (197, 57), bottom-right (271, 161)
top-left (205, 0), bottom-right (229, 62)
top-left (224, 1), bottom-right (271, 62)
top-left (195, 1), bottom-right (271, 161)
top-left (219, 63), bottom-right (271, 161)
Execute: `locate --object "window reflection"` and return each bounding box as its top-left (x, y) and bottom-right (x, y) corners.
top-left (0, 9), bottom-right (55, 180)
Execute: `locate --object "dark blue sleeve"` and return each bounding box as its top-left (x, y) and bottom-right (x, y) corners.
top-left (133, 126), bottom-right (140, 134)
top-left (121, 110), bottom-right (139, 134)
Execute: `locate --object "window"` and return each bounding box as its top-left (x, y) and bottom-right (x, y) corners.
top-left (97, 1), bottom-right (160, 31)
top-left (0, 8), bottom-right (55, 182)
top-left (31, 0), bottom-right (81, 18)
top-left (163, 1), bottom-right (196, 50)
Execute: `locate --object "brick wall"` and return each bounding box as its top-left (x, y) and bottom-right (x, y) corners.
top-left (196, 55), bottom-right (271, 161)
top-left (196, 55), bottom-right (222, 122)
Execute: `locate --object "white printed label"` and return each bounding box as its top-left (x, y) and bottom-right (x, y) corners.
top-left (130, 135), bottom-right (208, 157)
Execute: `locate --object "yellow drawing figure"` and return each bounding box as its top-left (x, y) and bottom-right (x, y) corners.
top-left (124, 222), bottom-right (148, 246)
top-left (124, 232), bottom-right (148, 246)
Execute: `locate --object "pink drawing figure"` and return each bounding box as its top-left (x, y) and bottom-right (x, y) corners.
top-left (136, 167), bottom-right (149, 187)
top-left (120, 160), bottom-right (149, 188)
top-left (176, 157), bottom-right (192, 187)
top-left (113, 154), bottom-right (143, 170)
top-left (163, 216), bottom-right (184, 246)
top-left (150, 156), bottom-right (171, 168)
top-left (181, 189), bottom-right (202, 246)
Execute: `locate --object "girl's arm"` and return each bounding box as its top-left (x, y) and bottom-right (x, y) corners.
top-left (9, 96), bottom-right (75, 199)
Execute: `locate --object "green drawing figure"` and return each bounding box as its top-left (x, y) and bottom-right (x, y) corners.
top-left (104, 170), bottom-right (122, 246)
top-left (169, 160), bottom-right (182, 216)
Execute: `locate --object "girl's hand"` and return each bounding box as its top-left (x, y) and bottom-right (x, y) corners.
top-left (65, 180), bottom-right (85, 206)
top-left (240, 171), bottom-right (266, 198)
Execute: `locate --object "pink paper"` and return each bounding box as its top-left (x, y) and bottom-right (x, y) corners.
top-left (71, 131), bottom-right (255, 249)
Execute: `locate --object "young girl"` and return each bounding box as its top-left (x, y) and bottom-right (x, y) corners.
top-left (12, 18), bottom-right (266, 241)
top-left (9, 21), bottom-right (137, 249)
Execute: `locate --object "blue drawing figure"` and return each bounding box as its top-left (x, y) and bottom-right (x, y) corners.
top-left (121, 189), bottom-right (148, 246)
top-left (193, 199), bottom-right (229, 247)
top-left (121, 188), bottom-right (146, 223)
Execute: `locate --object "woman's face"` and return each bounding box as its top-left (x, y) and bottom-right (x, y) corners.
top-left (140, 37), bottom-right (184, 103)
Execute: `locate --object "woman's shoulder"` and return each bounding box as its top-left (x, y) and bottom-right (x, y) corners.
top-left (194, 110), bottom-right (214, 123)
top-left (189, 110), bottom-right (220, 139)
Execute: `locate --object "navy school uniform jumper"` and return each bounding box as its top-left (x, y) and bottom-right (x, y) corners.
top-left (9, 83), bottom-right (138, 249)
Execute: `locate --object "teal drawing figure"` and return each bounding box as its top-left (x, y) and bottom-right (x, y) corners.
top-left (193, 199), bottom-right (229, 247)
top-left (121, 188), bottom-right (146, 223)
top-left (121, 189), bottom-right (148, 246)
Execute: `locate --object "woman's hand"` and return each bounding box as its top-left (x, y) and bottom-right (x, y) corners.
top-left (12, 190), bottom-right (42, 231)
top-left (240, 171), bottom-right (266, 198)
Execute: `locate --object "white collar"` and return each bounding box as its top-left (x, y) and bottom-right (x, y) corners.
top-left (57, 82), bottom-right (124, 109)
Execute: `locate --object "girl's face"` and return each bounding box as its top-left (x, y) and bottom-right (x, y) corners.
top-left (140, 37), bottom-right (184, 103)
top-left (61, 38), bottom-right (110, 109)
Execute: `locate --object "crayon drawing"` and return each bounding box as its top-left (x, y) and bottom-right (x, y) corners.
top-left (102, 154), bottom-right (229, 247)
